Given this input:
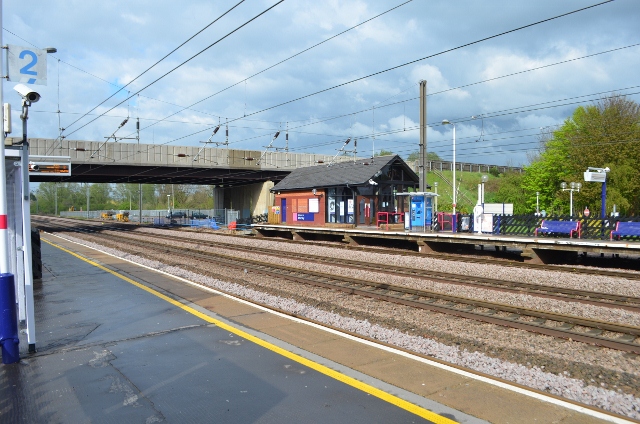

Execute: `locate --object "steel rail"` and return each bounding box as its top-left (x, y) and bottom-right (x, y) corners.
top-left (69, 225), bottom-right (640, 312)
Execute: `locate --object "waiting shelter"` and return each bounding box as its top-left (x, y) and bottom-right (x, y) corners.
top-left (270, 155), bottom-right (423, 228)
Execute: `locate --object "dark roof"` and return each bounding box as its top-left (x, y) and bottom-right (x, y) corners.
top-left (272, 155), bottom-right (419, 192)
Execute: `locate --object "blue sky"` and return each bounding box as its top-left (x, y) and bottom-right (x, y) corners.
top-left (3, 0), bottom-right (639, 167)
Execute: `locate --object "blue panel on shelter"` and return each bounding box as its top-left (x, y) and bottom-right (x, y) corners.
top-left (296, 213), bottom-right (315, 221)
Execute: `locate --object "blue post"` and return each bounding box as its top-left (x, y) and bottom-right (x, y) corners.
top-left (601, 181), bottom-right (606, 219)
top-left (0, 273), bottom-right (20, 364)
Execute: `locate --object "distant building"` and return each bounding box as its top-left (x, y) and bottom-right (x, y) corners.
top-left (270, 155), bottom-right (423, 227)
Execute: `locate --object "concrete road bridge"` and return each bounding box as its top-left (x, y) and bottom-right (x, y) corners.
top-left (10, 137), bottom-right (521, 218)
top-left (12, 138), bottom-right (521, 186)
top-left (13, 137), bottom-right (344, 187)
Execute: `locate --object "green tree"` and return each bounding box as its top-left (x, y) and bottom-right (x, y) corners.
top-left (406, 151), bottom-right (442, 162)
top-left (376, 149), bottom-right (394, 156)
top-left (522, 95), bottom-right (640, 215)
top-left (493, 171), bottom-right (529, 214)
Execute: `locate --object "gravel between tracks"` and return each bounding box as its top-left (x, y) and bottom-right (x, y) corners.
top-left (55, 229), bottom-right (640, 419)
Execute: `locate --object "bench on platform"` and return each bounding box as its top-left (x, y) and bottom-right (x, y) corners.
top-left (534, 220), bottom-right (581, 238)
top-left (610, 221), bottom-right (640, 240)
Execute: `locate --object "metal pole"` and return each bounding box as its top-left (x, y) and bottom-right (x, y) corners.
top-left (55, 183), bottom-right (58, 215)
top-left (601, 181), bottom-right (606, 219)
top-left (570, 190), bottom-right (573, 217)
top-left (434, 183), bottom-right (438, 214)
top-left (452, 124), bottom-right (457, 233)
top-left (138, 117), bottom-right (142, 224)
top-left (20, 102), bottom-right (36, 353)
top-left (419, 80), bottom-right (427, 192)
top-left (86, 183), bottom-right (90, 219)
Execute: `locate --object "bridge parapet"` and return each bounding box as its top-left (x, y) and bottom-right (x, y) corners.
top-left (11, 138), bottom-right (354, 171)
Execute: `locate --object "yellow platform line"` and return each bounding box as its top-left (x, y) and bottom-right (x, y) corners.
top-left (44, 238), bottom-right (457, 424)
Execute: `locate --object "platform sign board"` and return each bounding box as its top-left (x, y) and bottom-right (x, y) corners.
top-left (583, 171), bottom-right (607, 183)
top-left (27, 155), bottom-right (71, 176)
top-left (483, 203), bottom-right (513, 215)
top-left (7, 45), bottom-right (48, 85)
top-left (29, 162), bottom-right (71, 176)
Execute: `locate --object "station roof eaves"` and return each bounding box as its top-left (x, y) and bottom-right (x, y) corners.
top-left (272, 155), bottom-right (418, 192)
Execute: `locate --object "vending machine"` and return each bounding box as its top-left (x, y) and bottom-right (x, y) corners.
top-left (410, 195), bottom-right (433, 229)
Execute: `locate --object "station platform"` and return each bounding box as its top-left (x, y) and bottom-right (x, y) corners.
top-left (253, 224), bottom-right (640, 264)
top-left (0, 233), bottom-right (625, 423)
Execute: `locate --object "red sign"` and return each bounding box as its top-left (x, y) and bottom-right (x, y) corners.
top-left (584, 207), bottom-right (590, 217)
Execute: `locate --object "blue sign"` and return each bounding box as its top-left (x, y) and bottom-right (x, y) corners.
top-left (296, 213), bottom-right (314, 221)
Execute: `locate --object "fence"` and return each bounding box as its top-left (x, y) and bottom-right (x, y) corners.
top-left (60, 209), bottom-right (239, 226)
top-left (491, 214), bottom-right (640, 241)
top-left (428, 213), bottom-right (640, 241)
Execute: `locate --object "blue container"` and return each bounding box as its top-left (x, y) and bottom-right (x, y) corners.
top-left (0, 273), bottom-right (19, 364)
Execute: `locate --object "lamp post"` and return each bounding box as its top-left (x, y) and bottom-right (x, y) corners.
top-left (441, 120), bottom-right (456, 232)
top-left (561, 181), bottom-right (581, 217)
top-left (481, 174), bottom-right (488, 205)
top-left (536, 191), bottom-right (540, 216)
top-left (167, 194), bottom-right (171, 213)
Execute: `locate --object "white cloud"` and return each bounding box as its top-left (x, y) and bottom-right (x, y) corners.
top-left (121, 13), bottom-right (147, 25)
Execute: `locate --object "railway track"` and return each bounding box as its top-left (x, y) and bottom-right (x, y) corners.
top-left (32, 217), bottom-right (640, 311)
top-left (39, 220), bottom-right (640, 354)
top-left (103, 229), bottom-right (640, 312)
top-left (34, 216), bottom-right (640, 281)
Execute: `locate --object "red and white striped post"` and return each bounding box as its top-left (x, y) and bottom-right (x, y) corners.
top-left (0, 0), bottom-right (20, 363)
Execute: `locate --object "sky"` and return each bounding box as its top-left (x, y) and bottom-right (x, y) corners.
top-left (3, 0), bottom-right (639, 168)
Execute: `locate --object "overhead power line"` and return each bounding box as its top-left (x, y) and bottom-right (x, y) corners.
top-left (62, 0), bottom-right (286, 139)
top-left (219, 1), bottom-right (614, 125)
top-left (62, 0), bottom-right (247, 133)
top-left (137, 0), bottom-right (415, 134)
top-left (48, 1), bottom-right (621, 183)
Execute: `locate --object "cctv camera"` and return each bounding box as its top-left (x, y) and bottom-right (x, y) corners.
top-left (13, 84), bottom-right (41, 103)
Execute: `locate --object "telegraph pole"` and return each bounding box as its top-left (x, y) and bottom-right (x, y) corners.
top-left (419, 80), bottom-right (427, 192)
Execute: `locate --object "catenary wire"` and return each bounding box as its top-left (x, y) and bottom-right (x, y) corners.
top-left (61, 0), bottom-right (286, 139)
top-left (61, 0), bottom-right (246, 134)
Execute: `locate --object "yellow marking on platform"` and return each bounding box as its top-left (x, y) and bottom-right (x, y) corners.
top-left (44, 238), bottom-right (456, 423)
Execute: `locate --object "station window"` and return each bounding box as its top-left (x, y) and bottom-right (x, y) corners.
top-left (326, 187), bottom-right (355, 223)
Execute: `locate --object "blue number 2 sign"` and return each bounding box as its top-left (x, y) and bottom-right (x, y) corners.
top-left (7, 44), bottom-right (48, 86)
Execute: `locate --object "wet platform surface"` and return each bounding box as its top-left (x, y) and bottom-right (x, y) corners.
top-left (0, 236), bottom-right (486, 423)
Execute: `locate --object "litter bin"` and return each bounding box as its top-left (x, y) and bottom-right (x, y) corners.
top-left (460, 215), bottom-right (471, 232)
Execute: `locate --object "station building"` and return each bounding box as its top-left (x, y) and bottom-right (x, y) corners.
top-left (270, 155), bottom-right (423, 227)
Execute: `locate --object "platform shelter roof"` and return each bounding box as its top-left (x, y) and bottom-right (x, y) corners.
top-left (271, 155), bottom-right (419, 192)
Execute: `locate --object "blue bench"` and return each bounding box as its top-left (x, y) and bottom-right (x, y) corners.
top-left (535, 220), bottom-right (581, 238)
top-left (610, 221), bottom-right (640, 240)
